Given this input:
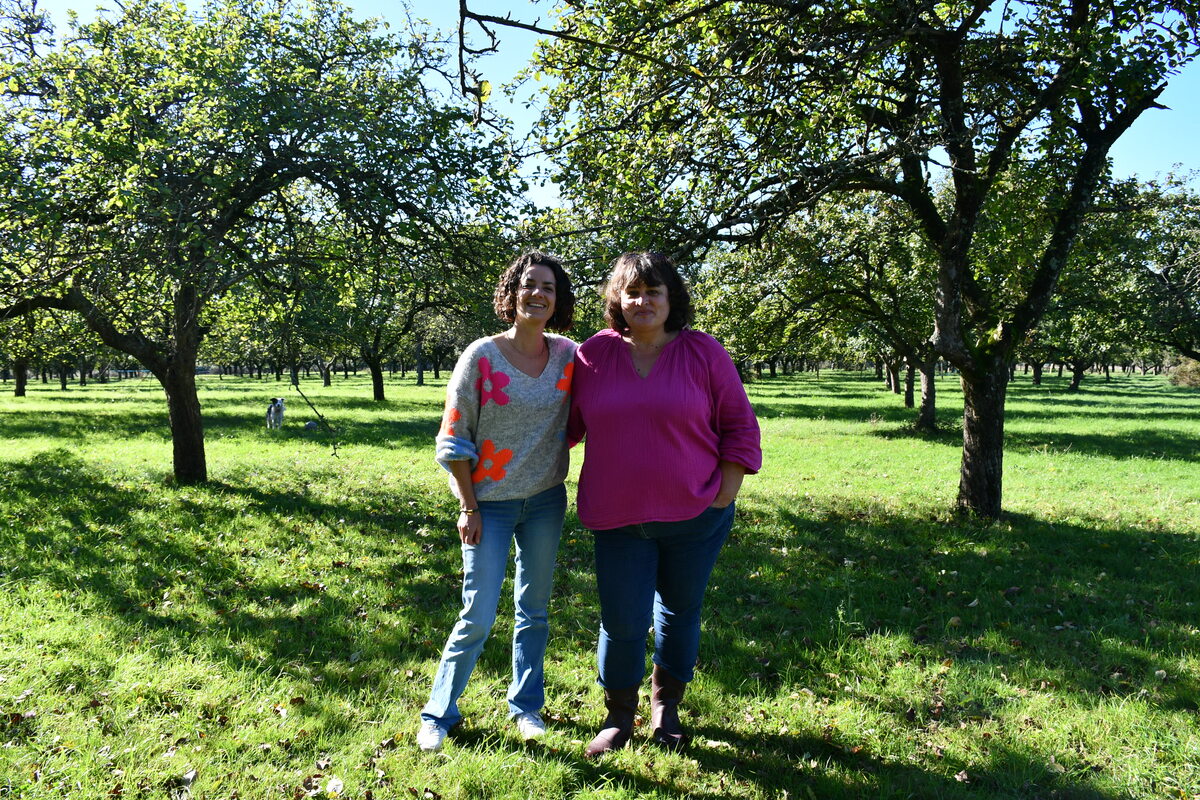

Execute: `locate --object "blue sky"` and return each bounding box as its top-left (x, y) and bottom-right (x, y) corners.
top-left (33, 0), bottom-right (1200, 184)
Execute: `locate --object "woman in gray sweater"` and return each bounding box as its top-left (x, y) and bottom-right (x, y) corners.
top-left (417, 251), bottom-right (577, 752)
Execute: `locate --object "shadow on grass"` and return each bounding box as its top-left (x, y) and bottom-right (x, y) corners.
top-left (870, 420), bottom-right (1200, 462)
top-left (752, 401), bottom-right (921, 425)
top-left (456, 706), bottom-right (1126, 799)
top-left (0, 404), bottom-right (439, 451)
top-left (749, 371), bottom-right (1191, 403)
top-left (0, 410), bottom-right (174, 440)
top-left (259, 415), bottom-right (438, 449)
top-left (1003, 427), bottom-right (1200, 461)
top-left (676, 499), bottom-right (1195, 797)
top-left (4, 370), bottom-right (1198, 797)
top-left (1008, 380), bottom-right (1188, 399)
top-left (0, 448), bottom-right (459, 681)
top-left (2, 449), bottom-right (1196, 797)
top-left (704, 500), bottom-right (1199, 706)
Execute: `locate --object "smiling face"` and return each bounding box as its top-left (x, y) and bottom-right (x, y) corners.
top-left (514, 264), bottom-right (557, 327)
top-left (619, 280), bottom-right (670, 335)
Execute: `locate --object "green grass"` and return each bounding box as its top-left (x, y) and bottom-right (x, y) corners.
top-left (0, 370), bottom-right (1197, 799)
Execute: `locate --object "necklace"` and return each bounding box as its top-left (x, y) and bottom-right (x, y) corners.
top-left (501, 332), bottom-right (547, 362)
top-left (625, 332), bottom-right (673, 351)
top-left (626, 332), bottom-right (673, 377)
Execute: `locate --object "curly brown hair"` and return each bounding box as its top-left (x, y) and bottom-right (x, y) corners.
top-left (603, 251), bottom-right (693, 333)
top-left (493, 250), bottom-right (575, 331)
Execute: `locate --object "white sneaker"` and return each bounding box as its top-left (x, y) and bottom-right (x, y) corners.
top-left (416, 720), bottom-right (448, 752)
top-left (514, 712), bottom-right (547, 741)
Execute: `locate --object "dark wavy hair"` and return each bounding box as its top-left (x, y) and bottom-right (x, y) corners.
top-left (603, 251), bottom-right (694, 333)
top-left (493, 250), bottom-right (575, 332)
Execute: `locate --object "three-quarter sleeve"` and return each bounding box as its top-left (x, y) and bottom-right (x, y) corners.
top-left (705, 337), bottom-right (762, 475)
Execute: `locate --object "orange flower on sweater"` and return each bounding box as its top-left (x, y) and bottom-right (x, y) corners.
top-left (556, 361), bottom-right (574, 393)
top-left (472, 439), bottom-right (512, 484)
top-left (440, 407), bottom-right (462, 436)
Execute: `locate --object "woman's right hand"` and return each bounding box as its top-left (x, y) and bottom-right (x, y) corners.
top-left (447, 461), bottom-right (481, 545)
top-left (458, 511), bottom-right (482, 545)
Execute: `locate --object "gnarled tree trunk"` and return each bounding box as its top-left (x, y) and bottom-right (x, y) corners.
top-left (916, 358), bottom-right (937, 433)
top-left (958, 362), bottom-right (1009, 519)
top-left (13, 358), bottom-right (28, 397)
top-left (158, 360), bottom-right (207, 484)
top-left (1068, 359), bottom-right (1088, 392)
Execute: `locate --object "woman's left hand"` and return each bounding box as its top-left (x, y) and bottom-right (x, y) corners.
top-left (712, 460), bottom-right (745, 508)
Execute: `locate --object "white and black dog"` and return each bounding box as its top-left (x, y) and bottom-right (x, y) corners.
top-left (266, 398), bottom-right (285, 429)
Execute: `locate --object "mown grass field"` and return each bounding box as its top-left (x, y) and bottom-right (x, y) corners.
top-left (1, 369), bottom-right (1197, 799)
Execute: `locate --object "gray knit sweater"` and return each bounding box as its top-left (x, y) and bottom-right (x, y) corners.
top-left (435, 334), bottom-right (577, 502)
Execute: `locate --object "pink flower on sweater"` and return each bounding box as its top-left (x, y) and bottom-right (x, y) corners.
top-left (476, 357), bottom-right (510, 406)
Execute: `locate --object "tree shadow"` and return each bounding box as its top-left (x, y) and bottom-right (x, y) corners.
top-left (0, 404), bottom-right (174, 439)
top-left (4, 372), bottom-right (1196, 797)
top-left (627, 499), bottom-right (1199, 797)
top-left (420, 491), bottom-right (1198, 797)
top-left (1008, 381), bottom-right (1186, 400)
top-left (871, 423), bottom-right (1200, 461)
top-left (468, 707), bottom-right (1130, 798)
top-left (699, 499), bottom-right (1199, 726)
top-left (1004, 406), bottom-right (1200, 421)
top-left (0, 449), bottom-right (462, 694)
top-left (752, 400), bottom-right (919, 425)
top-left (234, 415), bottom-right (439, 450)
top-left (2, 453), bottom-right (1194, 796)
top-left (0, 403), bottom-right (438, 451)
top-left (1003, 428), bottom-right (1200, 461)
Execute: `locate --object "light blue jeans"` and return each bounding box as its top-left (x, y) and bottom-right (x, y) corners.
top-left (421, 483), bottom-right (567, 729)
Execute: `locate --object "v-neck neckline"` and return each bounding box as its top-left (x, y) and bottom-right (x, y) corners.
top-left (493, 336), bottom-right (551, 380)
top-left (623, 331), bottom-right (678, 380)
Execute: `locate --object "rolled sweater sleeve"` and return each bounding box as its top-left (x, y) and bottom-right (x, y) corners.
top-left (706, 337), bottom-right (762, 475)
top-left (435, 343), bottom-right (482, 465)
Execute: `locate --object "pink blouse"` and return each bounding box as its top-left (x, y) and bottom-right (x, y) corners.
top-left (567, 328), bottom-right (761, 530)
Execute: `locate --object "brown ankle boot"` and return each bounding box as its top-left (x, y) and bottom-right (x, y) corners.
top-left (651, 665), bottom-right (689, 750)
top-left (584, 686), bottom-right (639, 758)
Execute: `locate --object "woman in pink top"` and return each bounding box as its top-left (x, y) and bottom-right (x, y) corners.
top-left (567, 252), bottom-right (761, 757)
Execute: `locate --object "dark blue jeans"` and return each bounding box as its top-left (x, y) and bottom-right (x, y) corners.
top-left (592, 502), bottom-right (735, 689)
